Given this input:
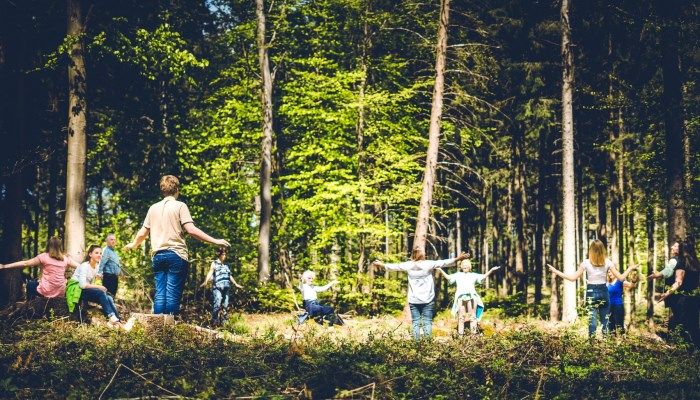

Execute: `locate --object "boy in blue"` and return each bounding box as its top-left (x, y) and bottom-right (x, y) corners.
top-left (201, 248), bottom-right (243, 326)
top-left (607, 268), bottom-right (637, 334)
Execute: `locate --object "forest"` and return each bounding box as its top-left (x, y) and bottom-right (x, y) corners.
top-left (0, 0), bottom-right (699, 398)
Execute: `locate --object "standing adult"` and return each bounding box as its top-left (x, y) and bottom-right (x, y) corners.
top-left (125, 175), bottom-right (230, 315)
top-left (653, 239), bottom-right (700, 346)
top-left (372, 251), bottom-right (469, 340)
top-left (0, 236), bottom-right (79, 300)
top-left (98, 233), bottom-right (122, 297)
top-left (549, 240), bottom-right (636, 338)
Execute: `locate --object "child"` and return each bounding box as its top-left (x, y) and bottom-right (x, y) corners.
top-left (437, 260), bottom-right (500, 335)
top-left (0, 236), bottom-right (79, 300)
top-left (299, 270), bottom-right (339, 325)
top-left (607, 268), bottom-right (637, 335)
top-left (201, 248), bottom-right (243, 326)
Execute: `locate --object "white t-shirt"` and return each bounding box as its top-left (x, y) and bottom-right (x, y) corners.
top-left (447, 271), bottom-right (486, 297)
top-left (383, 258), bottom-right (458, 304)
top-left (72, 261), bottom-right (99, 289)
top-left (582, 258), bottom-right (614, 284)
top-left (301, 282), bottom-right (333, 301)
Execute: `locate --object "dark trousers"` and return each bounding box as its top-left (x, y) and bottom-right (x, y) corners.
top-left (303, 300), bottom-right (335, 325)
top-left (102, 273), bottom-right (119, 297)
top-left (26, 280), bottom-right (40, 300)
top-left (669, 295), bottom-right (700, 347)
top-left (609, 303), bottom-right (625, 334)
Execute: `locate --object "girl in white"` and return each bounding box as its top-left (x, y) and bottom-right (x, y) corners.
top-left (437, 260), bottom-right (500, 335)
top-left (299, 270), bottom-right (339, 325)
top-left (70, 245), bottom-right (121, 325)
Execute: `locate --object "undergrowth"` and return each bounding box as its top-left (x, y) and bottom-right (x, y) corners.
top-left (1, 319), bottom-right (698, 399)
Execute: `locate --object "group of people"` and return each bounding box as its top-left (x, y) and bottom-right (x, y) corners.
top-left (549, 238), bottom-right (699, 344)
top-left (1, 174), bottom-right (698, 345)
top-left (0, 234), bottom-right (125, 326)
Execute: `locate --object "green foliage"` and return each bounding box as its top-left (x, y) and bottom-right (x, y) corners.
top-left (1, 320), bottom-right (698, 399)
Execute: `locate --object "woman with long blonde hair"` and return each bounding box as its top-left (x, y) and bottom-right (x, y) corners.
top-left (549, 239), bottom-right (636, 338)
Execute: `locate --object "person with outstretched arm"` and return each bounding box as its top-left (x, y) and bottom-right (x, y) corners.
top-left (372, 250), bottom-right (469, 340)
top-left (549, 239), bottom-right (636, 338)
top-left (299, 270), bottom-right (340, 325)
top-left (436, 260), bottom-right (500, 336)
top-left (125, 175), bottom-right (230, 316)
top-left (200, 247), bottom-right (243, 326)
top-left (0, 236), bottom-right (79, 300)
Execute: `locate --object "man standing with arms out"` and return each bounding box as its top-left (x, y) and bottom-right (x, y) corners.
top-left (125, 175), bottom-right (230, 316)
top-left (98, 233), bottom-right (122, 297)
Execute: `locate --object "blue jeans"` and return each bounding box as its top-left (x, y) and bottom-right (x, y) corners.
top-left (81, 288), bottom-right (120, 319)
top-left (586, 284), bottom-right (610, 337)
top-left (212, 286), bottom-right (230, 324)
top-left (303, 300), bottom-right (336, 325)
top-left (152, 250), bottom-right (189, 315)
top-left (409, 301), bottom-right (434, 340)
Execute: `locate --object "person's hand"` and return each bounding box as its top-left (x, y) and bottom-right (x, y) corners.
top-left (456, 252), bottom-right (469, 261)
top-left (235, 283), bottom-right (243, 289)
top-left (657, 292), bottom-right (671, 303)
top-left (331, 280), bottom-right (339, 286)
top-left (547, 264), bottom-right (555, 271)
top-left (371, 260), bottom-right (383, 269)
top-left (215, 239), bottom-right (230, 247)
top-left (647, 272), bottom-right (658, 280)
top-left (200, 282), bottom-right (207, 288)
top-left (124, 242), bottom-right (138, 251)
top-left (99, 285), bottom-right (108, 292)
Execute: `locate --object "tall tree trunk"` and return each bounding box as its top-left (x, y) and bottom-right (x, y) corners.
top-left (356, 13), bottom-right (370, 290)
top-left (512, 125), bottom-right (528, 297)
top-left (597, 185), bottom-right (608, 246)
top-left (549, 195), bottom-right (561, 321)
top-left (534, 128), bottom-right (549, 303)
top-left (646, 206), bottom-right (655, 328)
top-left (413, 0), bottom-right (450, 254)
top-left (655, 0), bottom-right (687, 243)
top-left (560, 0), bottom-right (577, 323)
top-left (64, 0), bottom-right (87, 262)
top-left (256, 0), bottom-right (273, 282)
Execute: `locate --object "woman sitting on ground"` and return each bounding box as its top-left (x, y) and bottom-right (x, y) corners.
top-left (299, 270), bottom-right (339, 325)
top-left (0, 236), bottom-right (79, 300)
top-left (67, 245), bottom-right (122, 326)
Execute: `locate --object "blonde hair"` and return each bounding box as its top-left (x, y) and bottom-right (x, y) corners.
top-left (160, 175), bottom-right (180, 196)
top-left (588, 239), bottom-right (607, 266)
top-left (301, 270), bottom-right (315, 282)
top-left (459, 259), bottom-right (472, 270)
top-left (45, 236), bottom-right (64, 261)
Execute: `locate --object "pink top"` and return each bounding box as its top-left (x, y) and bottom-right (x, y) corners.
top-left (34, 253), bottom-right (69, 298)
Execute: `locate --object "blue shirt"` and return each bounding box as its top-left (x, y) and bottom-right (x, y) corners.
top-left (607, 280), bottom-right (623, 306)
top-left (98, 246), bottom-right (121, 275)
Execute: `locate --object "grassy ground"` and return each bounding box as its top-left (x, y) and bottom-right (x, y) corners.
top-left (1, 306), bottom-right (699, 399)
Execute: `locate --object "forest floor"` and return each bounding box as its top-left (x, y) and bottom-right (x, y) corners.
top-left (2, 301), bottom-right (699, 399)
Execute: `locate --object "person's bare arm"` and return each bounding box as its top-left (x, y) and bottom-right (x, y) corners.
top-left (658, 269), bottom-right (685, 302)
top-left (548, 263), bottom-right (584, 281)
top-left (125, 227), bottom-right (149, 250)
top-left (0, 256), bottom-right (42, 270)
top-left (230, 277), bottom-right (243, 289)
top-left (200, 266), bottom-right (214, 287)
top-left (183, 223), bottom-right (230, 247)
top-left (484, 266), bottom-right (501, 279)
top-left (610, 265), bottom-right (636, 281)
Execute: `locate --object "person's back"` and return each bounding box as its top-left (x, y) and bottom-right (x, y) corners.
top-left (144, 196), bottom-right (193, 261)
top-left (36, 253), bottom-right (69, 298)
